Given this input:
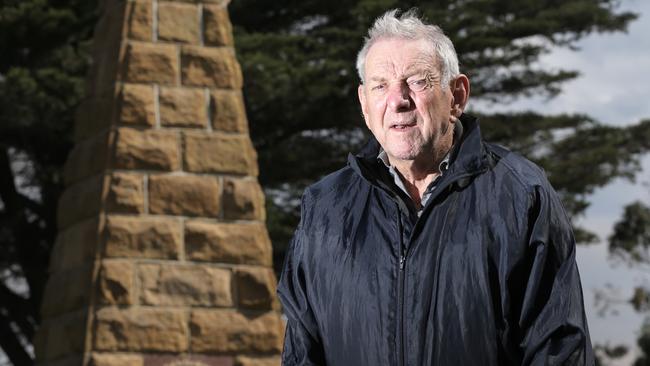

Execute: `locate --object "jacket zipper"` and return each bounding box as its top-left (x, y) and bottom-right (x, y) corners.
top-left (364, 165), bottom-right (478, 366)
top-left (348, 151), bottom-right (487, 366)
top-left (397, 209), bottom-right (406, 366)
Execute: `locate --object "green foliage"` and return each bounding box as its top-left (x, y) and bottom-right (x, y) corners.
top-left (635, 319), bottom-right (650, 366)
top-left (229, 0), bottom-right (648, 273)
top-left (594, 343), bottom-right (629, 365)
top-left (630, 287), bottom-right (650, 312)
top-left (0, 0), bottom-right (97, 364)
top-left (609, 201), bottom-right (650, 266)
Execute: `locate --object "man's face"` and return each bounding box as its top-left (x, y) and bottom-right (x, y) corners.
top-left (358, 38), bottom-right (461, 164)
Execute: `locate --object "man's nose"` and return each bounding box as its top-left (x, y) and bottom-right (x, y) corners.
top-left (386, 83), bottom-right (411, 111)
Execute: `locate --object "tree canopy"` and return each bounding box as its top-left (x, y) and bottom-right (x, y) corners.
top-left (229, 0), bottom-right (649, 268)
top-left (0, 0), bottom-right (97, 364)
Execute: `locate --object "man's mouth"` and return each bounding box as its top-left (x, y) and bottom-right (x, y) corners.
top-left (390, 122), bottom-right (417, 130)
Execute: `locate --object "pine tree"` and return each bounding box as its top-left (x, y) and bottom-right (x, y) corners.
top-left (610, 201), bottom-right (650, 266)
top-left (0, 0), bottom-right (97, 364)
top-left (229, 0), bottom-right (650, 271)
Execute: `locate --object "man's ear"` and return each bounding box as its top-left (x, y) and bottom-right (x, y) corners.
top-left (450, 74), bottom-right (470, 116)
top-left (358, 84), bottom-right (370, 128)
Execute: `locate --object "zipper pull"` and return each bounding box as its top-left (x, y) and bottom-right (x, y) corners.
top-left (399, 255), bottom-right (405, 270)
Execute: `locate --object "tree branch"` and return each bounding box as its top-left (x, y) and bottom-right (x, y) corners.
top-left (0, 282), bottom-right (36, 341)
top-left (0, 312), bottom-right (33, 366)
top-left (0, 148), bottom-right (20, 214)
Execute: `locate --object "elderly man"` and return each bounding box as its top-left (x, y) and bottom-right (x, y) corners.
top-left (277, 9), bottom-right (593, 366)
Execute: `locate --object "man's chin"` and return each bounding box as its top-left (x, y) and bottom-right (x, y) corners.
top-left (384, 149), bottom-right (419, 162)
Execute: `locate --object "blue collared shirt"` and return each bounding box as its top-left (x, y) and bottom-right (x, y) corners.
top-left (377, 150), bottom-right (450, 216)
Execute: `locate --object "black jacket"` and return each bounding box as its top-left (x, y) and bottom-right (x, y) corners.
top-left (277, 115), bottom-right (594, 365)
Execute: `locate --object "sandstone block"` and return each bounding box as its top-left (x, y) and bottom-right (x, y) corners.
top-left (235, 356), bottom-right (281, 366)
top-left (183, 132), bottom-right (258, 175)
top-left (45, 355), bottom-right (85, 366)
top-left (210, 90), bottom-right (248, 132)
top-left (223, 178), bottom-right (265, 221)
top-left (97, 260), bottom-right (134, 305)
top-left (90, 353), bottom-right (144, 366)
top-left (41, 267), bottom-right (92, 317)
top-left (125, 1), bottom-right (152, 41)
top-left (141, 355), bottom-right (233, 366)
top-left (57, 174), bottom-right (105, 230)
top-left (105, 172), bottom-right (144, 214)
top-left (120, 42), bottom-right (178, 84)
top-left (160, 0), bottom-right (229, 3)
top-left (185, 221), bottom-right (271, 265)
top-left (63, 132), bottom-right (109, 185)
top-left (113, 127), bottom-right (180, 171)
top-left (158, 3), bottom-right (199, 44)
top-left (32, 322), bottom-right (48, 362)
top-left (44, 311), bottom-right (87, 361)
top-left (94, 307), bottom-right (188, 352)
top-left (181, 46), bottom-right (242, 88)
top-left (103, 215), bottom-right (181, 259)
top-left (190, 310), bottom-right (283, 353)
top-left (49, 217), bottom-right (99, 272)
top-left (235, 267), bottom-right (276, 310)
top-left (117, 83), bottom-right (155, 126)
top-left (86, 50), bottom-right (120, 98)
top-left (159, 87), bottom-right (207, 128)
top-left (203, 5), bottom-right (233, 46)
top-left (74, 98), bottom-right (113, 141)
top-left (148, 175), bottom-right (220, 216)
top-left (87, 1), bottom-right (124, 97)
top-left (139, 263), bottom-right (232, 306)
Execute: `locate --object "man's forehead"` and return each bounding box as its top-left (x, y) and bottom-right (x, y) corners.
top-left (366, 57), bottom-right (439, 80)
top-left (370, 58), bottom-right (436, 72)
top-left (365, 39), bottom-right (438, 78)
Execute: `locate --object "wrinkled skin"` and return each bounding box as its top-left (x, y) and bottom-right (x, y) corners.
top-left (357, 38), bottom-right (469, 179)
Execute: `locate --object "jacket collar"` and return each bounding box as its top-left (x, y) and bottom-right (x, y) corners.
top-left (348, 113), bottom-right (489, 187)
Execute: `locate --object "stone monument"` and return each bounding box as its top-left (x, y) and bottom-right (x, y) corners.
top-left (33, 1), bottom-right (283, 365)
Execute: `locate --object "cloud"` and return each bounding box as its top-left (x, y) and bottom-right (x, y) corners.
top-left (473, 0), bottom-right (650, 126)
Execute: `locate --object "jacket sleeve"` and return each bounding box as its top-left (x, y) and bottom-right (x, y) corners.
top-left (277, 197), bottom-right (326, 365)
top-left (516, 184), bottom-right (595, 366)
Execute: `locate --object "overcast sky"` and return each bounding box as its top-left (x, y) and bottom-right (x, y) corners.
top-left (473, 1), bottom-right (650, 126)
top-left (473, 0), bottom-right (650, 354)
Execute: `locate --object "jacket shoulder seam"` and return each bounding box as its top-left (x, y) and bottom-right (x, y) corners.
top-left (485, 144), bottom-right (541, 193)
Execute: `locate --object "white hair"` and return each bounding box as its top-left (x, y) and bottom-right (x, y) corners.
top-left (355, 9), bottom-right (460, 87)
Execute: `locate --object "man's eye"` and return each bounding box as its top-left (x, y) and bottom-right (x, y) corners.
top-left (371, 84), bottom-right (386, 91)
top-left (408, 79), bottom-right (427, 91)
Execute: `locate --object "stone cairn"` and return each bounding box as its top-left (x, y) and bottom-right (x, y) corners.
top-left (33, 1), bottom-right (283, 365)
